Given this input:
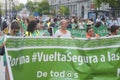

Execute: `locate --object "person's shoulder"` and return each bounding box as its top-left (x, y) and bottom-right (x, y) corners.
top-left (86, 33), bottom-right (90, 38)
top-left (95, 34), bottom-right (99, 38)
top-left (55, 29), bottom-right (61, 34)
top-left (55, 29), bottom-right (60, 32)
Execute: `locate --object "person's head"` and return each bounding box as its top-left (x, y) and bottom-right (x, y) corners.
top-left (109, 25), bottom-right (119, 35)
top-left (27, 20), bottom-right (37, 33)
top-left (11, 21), bottom-right (20, 36)
top-left (28, 16), bottom-right (36, 22)
top-left (2, 21), bottom-right (7, 31)
top-left (36, 21), bottom-right (44, 30)
top-left (95, 22), bottom-right (102, 28)
top-left (97, 16), bottom-right (100, 18)
top-left (86, 27), bottom-right (94, 36)
top-left (101, 17), bottom-right (106, 22)
top-left (71, 19), bottom-right (75, 23)
top-left (60, 19), bottom-right (68, 30)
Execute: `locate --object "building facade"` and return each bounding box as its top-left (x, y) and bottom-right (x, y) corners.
top-left (0, 0), bottom-right (20, 16)
top-left (48, 0), bottom-right (111, 18)
top-left (48, 0), bottom-right (91, 18)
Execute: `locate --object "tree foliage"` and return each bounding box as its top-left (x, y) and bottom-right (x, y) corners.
top-left (26, 1), bottom-right (34, 13)
top-left (49, 6), bottom-right (56, 15)
top-left (38, 0), bottom-right (50, 15)
top-left (94, 0), bottom-right (120, 8)
top-left (26, 0), bottom-right (50, 15)
top-left (12, 3), bottom-right (24, 12)
top-left (60, 6), bottom-right (69, 16)
top-left (0, 3), bottom-right (5, 15)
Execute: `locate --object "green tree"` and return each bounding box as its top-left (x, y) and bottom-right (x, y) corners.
top-left (12, 3), bottom-right (25, 12)
top-left (0, 3), bottom-right (4, 16)
top-left (26, 1), bottom-right (34, 13)
top-left (33, 2), bottom-right (39, 12)
top-left (59, 6), bottom-right (69, 16)
top-left (49, 6), bottom-right (56, 15)
top-left (26, 0), bottom-right (50, 15)
top-left (37, 0), bottom-right (50, 15)
top-left (94, 0), bottom-right (120, 8)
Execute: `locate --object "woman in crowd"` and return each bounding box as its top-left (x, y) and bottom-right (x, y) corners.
top-left (10, 21), bottom-right (20, 36)
top-left (54, 19), bottom-right (71, 38)
top-left (86, 27), bottom-right (99, 39)
top-left (78, 19), bottom-right (85, 29)
top-left (107, 25), bottom-right (119, 36)
top-left (1, 20), bottom-right (9, 35)
top-left (36, 21), bottom-right (49, 36)
top-left (71, 18), bottom-right (78, 29)
top-left (25, 20), bottom-right (39, 36)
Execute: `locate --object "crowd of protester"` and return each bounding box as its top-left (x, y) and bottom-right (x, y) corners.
top-left (0, 15), bottom-right (120, 57)
top-left (0, 15), bottom-right (120, 80)
top-left (1, 15), bottom-right (120, 38)
top-left (0, 15), bottom-right (119, 54)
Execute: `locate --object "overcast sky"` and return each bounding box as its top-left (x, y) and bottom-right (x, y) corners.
top-left (19, 0), bottom-right (27, 4)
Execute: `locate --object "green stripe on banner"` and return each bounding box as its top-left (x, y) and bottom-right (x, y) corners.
top-left (6, 36), bottom-right (120, 80)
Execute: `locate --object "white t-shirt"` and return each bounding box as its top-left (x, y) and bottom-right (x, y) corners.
top-left (78, 22), bottom-right (84, 29)
top-left (54, 30), bottom-right (71, 38)
top-left (108, 20), bottom-right (119, 27)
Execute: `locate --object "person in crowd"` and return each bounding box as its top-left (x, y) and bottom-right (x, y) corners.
top-left (86, 27), bottom-right (99, 39)
top-left (10, 21), bottom-right (20, 36)
top-left (71, 18), bottom-right (78, 29)
top-left (20, 17), bottom-right (29, 36)
top-left (108, 17), bottom-right (119, 27)
top-left (46, 19), bottom-right (50, 28)
top-left (96, 16), bottom-right (101, 22)
top-left (78, 19), bottom-right (85, 29)
top-left (36, 21), bottom-right (49, 36)
top-left (1, 20), bottom-right (9, 35)
top-left (46, 19), bottom-right (54, 36)
top-left (95, 21), bottom-right (102, 28)
top-left (86, 19), bottom-right (94, 27)
top-left (25, 20), bottom-right (39, 36)
top-left (66, 18), bottom-right (72, 28)
top-left (101, 17), bottom-right (106, 25)
top-left (54, 19), bottom-right (71, 38)
top-left (107, 25), bottom-right (119, 36)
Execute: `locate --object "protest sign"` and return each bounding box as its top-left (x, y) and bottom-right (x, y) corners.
top-left (6, 36), bottom-right (120, 80)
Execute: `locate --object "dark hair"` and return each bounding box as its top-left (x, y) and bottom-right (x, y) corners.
top-left (101, 17), bottom-right (105, 21)
top-left (109, 25), bottom-right (119, 33)
top-left (11, 21), bottom-right (20, 30)
top-left (2, 21), bottom-right (7, 30)
top-left (74, 19), bottom-right (78, 24)
top-left (27, 21), bottom-right (37, 33)
top-left (95, 22), bottom-right (101, 28)
top-left (26, 18), bottom-right (29, 24)
top-left (86, 27), bottom-right (92, 32)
